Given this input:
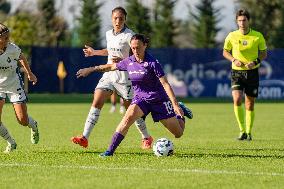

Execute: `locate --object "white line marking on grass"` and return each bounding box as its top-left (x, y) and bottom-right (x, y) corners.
top-left (0, 163), bottom-right (283, 177)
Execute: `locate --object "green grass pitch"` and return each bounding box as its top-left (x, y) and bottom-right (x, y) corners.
top-left (0, 94), bottom-right (283, 189)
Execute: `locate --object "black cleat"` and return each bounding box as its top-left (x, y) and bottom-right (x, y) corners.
top-left (178, 102), bottom-right (193, 119)
top-left (246, 133), bottom-right (252, 141)
top-left (237, 132), bottom-right (247, 140)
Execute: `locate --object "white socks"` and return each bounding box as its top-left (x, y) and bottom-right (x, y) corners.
top-left (28, 116), bottom-right (38, 131)
top-left (82, 107), bottom-right (149, 140)
top-left (135, 118), bottom-right (150, 139)
top-left (83, 107), bottom-right (101, 139)
top-left (0, 123), bottom-right (15, 144)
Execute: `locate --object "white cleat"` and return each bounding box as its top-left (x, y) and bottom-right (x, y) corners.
top-left (31, 121), bottom-right (39, 144)
top-left (4, 141), bottom-right (17, 153)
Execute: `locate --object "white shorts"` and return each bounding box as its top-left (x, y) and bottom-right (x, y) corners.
top-left (96, 74), bottom-right (133, 100)
top-left (0, 88), bottom-right (27, 103)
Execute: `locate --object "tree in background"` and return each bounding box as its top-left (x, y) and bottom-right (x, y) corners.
top-left (70, 26), bottom-right (81, 47)
top-left (189, 0), bottom-right (221, 48)
top-left (4, 10), bottom-right (43, 66)
top-left (38, 0), bottom-right (69, 46)
top-left (273, 5), bottom-right (284, 48)
top-left (0, 0), bottom-right (10, 14)
top-left (77, 0), bottom-right (102, 48)
top-left (5, 11), bottom-right (39, 46)
top-left (51, 16), bottom-right (71, 47)
top-left (126, 0), bottom-right (152, 37)
top-left (151, 0), bottom-right (177, 47)
top-left (173, 19), bottom-right (194, 48)
top-left (236, 0), bottom-right (282, 48)
top-left (0, 0), bottom-right (11, 21)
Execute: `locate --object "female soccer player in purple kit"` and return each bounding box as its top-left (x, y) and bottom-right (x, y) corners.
top-left (71, 7), bottom-right (153, 150)
top-left (76, 34), bottom-right (193, 156)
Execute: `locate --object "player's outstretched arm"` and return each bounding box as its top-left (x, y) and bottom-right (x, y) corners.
top-left (76, 63), bottom-right (117, 78)
top-left (83, 45), bottom-right (108, 57)
top-left (159, 76), bottom-right (184, 117)
top-left (111, 56), bottom-right (123, 63)
top-left (19, 53), bottom-right (37, 85)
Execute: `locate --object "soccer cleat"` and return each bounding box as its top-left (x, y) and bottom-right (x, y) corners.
top-left (71, 135), bottom-right (88, 148)
top-left (237, 132), bottom-right (247, 140)
top-left (3, 141), bottom-right (17, 153)
top-left (31, 121), bottom-right (39, 144)
top-left (178, 102), bottom-right (193, 119)
top-left (99, 150), bottom-right (113, 157)
top-left (246, 133), bottom-right (252, 141)
top-left (141, 136), bottom-right (153, 149)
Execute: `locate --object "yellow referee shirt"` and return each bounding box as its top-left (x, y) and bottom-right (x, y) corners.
top-left (223, 29), bottom-right (267, 70)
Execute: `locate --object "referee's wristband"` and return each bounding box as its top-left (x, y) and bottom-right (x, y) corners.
top-left (253, 58), bottom-right (260, 66)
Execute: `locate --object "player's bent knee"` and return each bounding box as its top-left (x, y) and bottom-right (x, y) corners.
top-left (92, 97), bottom-right (106, 109)
top-left (174, 131), bottom-right (183, 138)
top-left (19, 122), bottom-right (28, 126)
top-left (245, 101), bottom-right (254, 111)
top-left (17, 117), bottom-right (29, 126)
top-left (92, 102), bottom-right (104, 109)
top-left (174, 134), bottom-right (182, 138)
top-left (234, 99), bottom-right (242, 106)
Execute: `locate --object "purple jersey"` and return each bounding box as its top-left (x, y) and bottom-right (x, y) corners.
top-left (116, 52), bottom-right (168, 103)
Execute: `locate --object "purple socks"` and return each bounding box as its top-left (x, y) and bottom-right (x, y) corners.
top-left (107, 132), bottom-right (125, 154)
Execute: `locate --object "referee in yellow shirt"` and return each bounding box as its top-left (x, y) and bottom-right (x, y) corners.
top-left (223, 9), bottom-right (267, 141)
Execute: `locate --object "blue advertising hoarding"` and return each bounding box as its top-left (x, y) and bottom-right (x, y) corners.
top-left (30, 47), bottom-right (284, 99)
top-left (150, 49), bottom-right (284, 99)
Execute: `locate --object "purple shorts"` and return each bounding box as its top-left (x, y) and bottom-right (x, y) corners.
top-left (131, 97), bottom-right (176, 122)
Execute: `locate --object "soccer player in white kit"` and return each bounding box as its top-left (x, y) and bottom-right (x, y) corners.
top-left (0, 24), bottom-right (39, 153)
top-left (71, 7), bottom-right (153, 149)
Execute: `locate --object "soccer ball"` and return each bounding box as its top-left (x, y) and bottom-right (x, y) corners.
top-left (153, 138), bottom-right (174, 157)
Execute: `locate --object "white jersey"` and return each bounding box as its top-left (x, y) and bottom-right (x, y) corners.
top-left (104, 27), bottom-right (134, 83)
top-left (0, 43), bottom-right (22, 93)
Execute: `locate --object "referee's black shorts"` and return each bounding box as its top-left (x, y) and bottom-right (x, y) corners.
top-left (231, 68), bottom-right (259, 97)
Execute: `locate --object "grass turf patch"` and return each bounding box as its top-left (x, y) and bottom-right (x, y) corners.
top-left (0, 94), bottom-right (283, 188)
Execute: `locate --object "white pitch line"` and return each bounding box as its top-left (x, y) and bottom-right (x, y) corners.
top-left (0, 163), bottom-right (283, 177)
